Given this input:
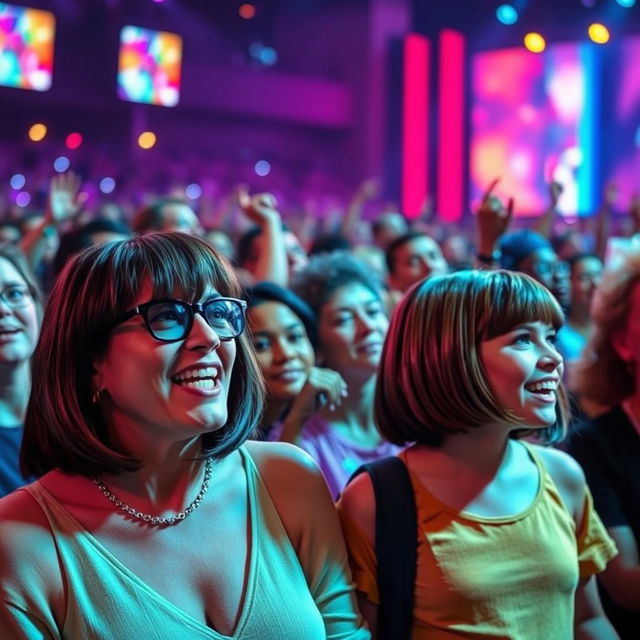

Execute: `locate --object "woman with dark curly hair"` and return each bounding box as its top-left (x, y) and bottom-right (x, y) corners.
top-left (283, 252), bottom-right (401, 499)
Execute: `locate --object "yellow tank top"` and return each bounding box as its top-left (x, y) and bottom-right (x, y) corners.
top-left (339, 442), bottom-right (617, 639)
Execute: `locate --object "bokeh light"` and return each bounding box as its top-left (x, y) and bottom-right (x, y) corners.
top-left (9, 174), bottom-right (25, 190)
top-left (138, 131), bottom-right (157, 149)
top-left (616, 0), bottom-right (636, 7)
top-left (53, 156), bottom-right (70, 172)
top-left (185, 183), bottom-right (202, 199)
top-left (239, 4), bottom-right (256, 19)
top-left (588, 23), bottom-right (610, 44)
top-left (258, 46), bottom-right (278, 66)
top-left (16, 191), bottom-right (31, 207)
top-left (255, 160), bottom-right (271, 177)
top-left (28, 123), bottom-right (47, 142)
top-left (65, 132), bottom-right (83, 149)
top-left (496, 5), bottom-right (518, 26)
top-left (99, 177), bottom-right (116, 194)
top-left (524, 32), bottom-right (546, 53)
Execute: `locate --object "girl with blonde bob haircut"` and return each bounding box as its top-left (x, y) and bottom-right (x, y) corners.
top-left (339, 270), bottom-right (619, 639)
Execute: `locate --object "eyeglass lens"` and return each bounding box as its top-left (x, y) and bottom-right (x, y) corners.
top-left (146, 299), bottom-right (243, 340)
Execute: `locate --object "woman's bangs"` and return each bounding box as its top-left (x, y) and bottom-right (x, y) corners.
top-left (482, 274), bottom-right (564, 340)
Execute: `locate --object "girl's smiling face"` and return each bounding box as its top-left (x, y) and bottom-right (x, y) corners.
top-left (480, 321), bottom-right (563, 430)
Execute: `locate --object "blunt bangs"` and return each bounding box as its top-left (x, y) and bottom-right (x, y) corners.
top-left (478, 271), bottom-right (564, 341)
top-left (22, 232), bottom-right (263, 478)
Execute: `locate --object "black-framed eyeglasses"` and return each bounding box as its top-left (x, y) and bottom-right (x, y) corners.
top-left (112, 297), bottom-right (247, 342)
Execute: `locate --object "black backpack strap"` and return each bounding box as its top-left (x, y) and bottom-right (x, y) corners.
top-left (350, 457), bottom-right (417, 639)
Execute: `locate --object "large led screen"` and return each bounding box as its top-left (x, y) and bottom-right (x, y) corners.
top-left (117, 25), bottom-right (182, 107)
top-left (470, 43), bottom-right (592, 217)
top-left (0, 3), bottom-right (55, 91)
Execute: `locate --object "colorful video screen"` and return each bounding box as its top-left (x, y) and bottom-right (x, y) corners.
top-left (603, 35), bottom-right (640, 211)
top-left (117, 25), bottom-right (182, 107)
top-left (0, 3), bottom-right (55, 91)
top-left (470, 43), bottom-right (592, 217)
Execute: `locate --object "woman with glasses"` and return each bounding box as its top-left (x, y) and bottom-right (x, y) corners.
top-left (0, 233), bottom-right (369, 639)
top-left (0, 244), bottom-right (41, 497)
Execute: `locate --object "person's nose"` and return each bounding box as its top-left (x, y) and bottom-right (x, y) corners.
top-left (539, 342), bottom-right (563, 372)
top-left (272, 336), bottom-right (296, 362)
top-left (185, 313), bottom-right (221, 351)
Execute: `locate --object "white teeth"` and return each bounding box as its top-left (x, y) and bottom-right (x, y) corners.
top-left (181, 379), bottom-right (216, 391)
top-left (527, 381), bottom-right (556, 393)
top-left (173, 366), bottom-right (218, 383)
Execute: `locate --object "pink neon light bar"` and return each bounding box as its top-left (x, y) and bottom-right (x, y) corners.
top-left (402, 33), bottom-right (430, 219)
top-left (437, 29), bottom-right (466, 222)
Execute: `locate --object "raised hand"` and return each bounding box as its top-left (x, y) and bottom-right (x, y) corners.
top-left (238, 189), bottom-right (281, 227)
top-left (476, 178), bottom-right (513, 255)
top-left (280, 367), bottom-right (348, 442)
top-left (47, 172), bottom-right (86, 225)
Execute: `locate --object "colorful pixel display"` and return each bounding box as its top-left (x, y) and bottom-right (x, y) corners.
top-left (117, 25), bottom-right (182, 107)
top-left (470, 43), bottom-right (591, 217)
top-left (0, 3), bottom-right (55, 91)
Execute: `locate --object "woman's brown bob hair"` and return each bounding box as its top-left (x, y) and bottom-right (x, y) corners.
top-left (21, 232), bottom-right (264, 477)
top-left (376, 270), bottom-right (568, 447)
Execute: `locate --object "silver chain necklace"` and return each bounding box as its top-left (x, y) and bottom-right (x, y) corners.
top-left (93, 457), bottom-right (213, 526)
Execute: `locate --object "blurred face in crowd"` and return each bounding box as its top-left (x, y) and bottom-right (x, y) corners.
top-left (373, 213), bottom-right (409, 249)
top-left (205, 230), bottom-right (235, 263)
top-left (249, 301), bottom-right (315, 401)
top-left (389, 235), bottom-right (448, 293)
top-left (0, 257), bottom-right (39, 366)
top-left (158, 203), bottom-right (202, 235)
top-left (570, 256), bottom-right (602, 312)
top-left (284, 231), bottom-right (309, 274)
top-left (518, 247), bottom-right (571, 311)
top-left (317, 282), bottom-right (388, 379)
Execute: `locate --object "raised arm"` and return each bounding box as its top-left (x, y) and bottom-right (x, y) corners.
top-left (238, 189), bottom-right (289, 287)
top-left (475, 178), bottom-right (513, 268)
top-left (532, 179), bottom-right (562, 238)
top-left (20, 172), bottom-right (86, 273)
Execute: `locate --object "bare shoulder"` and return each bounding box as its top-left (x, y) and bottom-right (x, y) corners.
top-left (0, 486), bottom-right (64, 610)
top-left (337, 471), bottom-right (376, 544)
top-left (534, 444), bottom-right (587, 520)
top-left (244, 439), bottom-right (325, 486)
top-left (244, 440), bottom-right (344, 547)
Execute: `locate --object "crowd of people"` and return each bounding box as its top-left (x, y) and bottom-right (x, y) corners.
top-left (0, 168), bottom-right (638, 639)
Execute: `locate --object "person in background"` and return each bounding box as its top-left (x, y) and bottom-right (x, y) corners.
top-left (562, 253), bottom-right (603, 369)
top-left (235, 191), bottom-right (308, 288)
top-left (0, 244), bottom-right (41, 497)
top-left (385, 231), bottom-right (448, 307)
top-left (247, 281), bottom-right (346, 441)
top-left (567, 249), bottom-right (640, 639)
top-left (132, 197), bottom-right (202, 236)
top-left (284, 251), bottom-right (401, 499)
top-left (0, 233), bottom-right (369, 639)
top-left (339, 270), bottom-right (619, 639)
